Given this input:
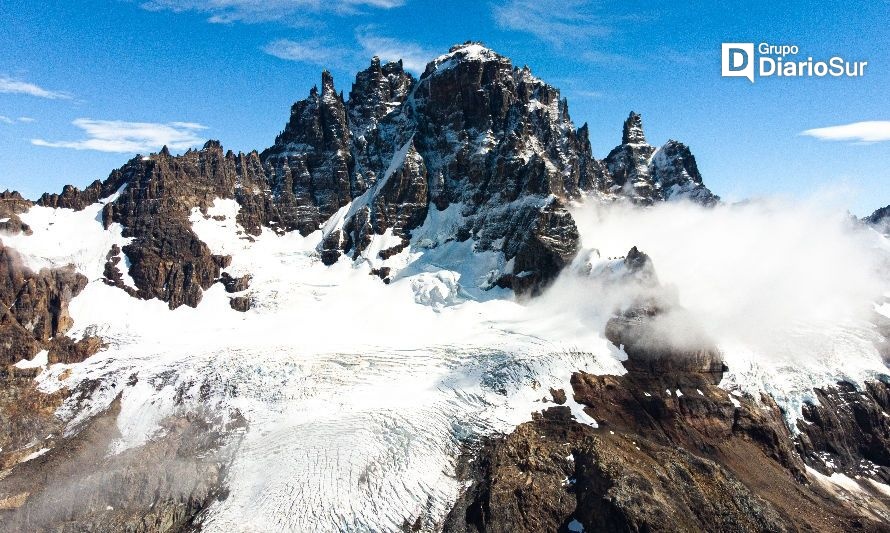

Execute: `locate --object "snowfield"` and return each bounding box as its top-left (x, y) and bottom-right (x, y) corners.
top-left (3, 193), bottom-right (890, 531)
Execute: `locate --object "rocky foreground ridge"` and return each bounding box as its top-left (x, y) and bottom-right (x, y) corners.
top-left (446, 249), bottom-right (890, 533)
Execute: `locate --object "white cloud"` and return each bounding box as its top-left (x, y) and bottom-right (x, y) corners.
top-left (0, 76), bottom-right (71, 99)
top-left (263, 32), bottom-right (434, 73)
top-left (568, 89), bottom-right (605, 99)
top-left (141, 0), bottom-right (404, 22)
top-left (801, 121), bottom-right (890, 143)
top-left (492, 0), bottom-right (611, 46)
top-left (263, 39), bottom-right (349, 68)
top-left (355, 31), bottom-right (435, 73)
top-left (0, 115), bottom-right (35, 125)
top-left (32, 119), bottom-right (208, 153)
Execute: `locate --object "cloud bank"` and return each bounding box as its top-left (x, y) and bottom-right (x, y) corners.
top-left (32, 119), bottom-right (207, 153)
top-left (522, 195), bottom-right (890, 404)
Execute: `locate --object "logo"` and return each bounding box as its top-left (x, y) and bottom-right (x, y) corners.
top-left (722, 43), bottom-right (755, 82)
top-left (721, 42), bottom-right (868, 83)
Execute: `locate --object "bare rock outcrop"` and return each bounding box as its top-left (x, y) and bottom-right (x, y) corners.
top-left (0, 190), bottom-right (33, 236)
top-left (0, 241), bottom-right (88, 365)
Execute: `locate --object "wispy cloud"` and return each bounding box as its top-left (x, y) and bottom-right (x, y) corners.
top-left (801, 121), bottom-right (890, 143)
top-left (355, 31), bottom-right (435, 73)
top-left (567, 89), bottom-right (606, 100)
top-left (263, 31), bottom-right (435, 73)
top-left (263, 38), bottom-right (350, 68)
top-left (141, 0), bottom-right (404, 23)
top-left (32, 119), bottom-right (207, 153)
top-left (0, 115), bottom-right (36, 124)
top-left (0, 76), bottom-right (71, 99)
top-left (492, 0), bottom-right (612, 46)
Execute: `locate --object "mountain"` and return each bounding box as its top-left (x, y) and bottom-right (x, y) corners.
top-left (1, 42), bottom-right (889, 532)
top-left (866, 205), bottom-right (890, 236)
top-left (22, 42), bottom-right (716, 313)
top-left (604, 112), bottom-right (718, 206)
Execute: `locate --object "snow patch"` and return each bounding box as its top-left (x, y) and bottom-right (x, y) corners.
top-left (14, 349), bottom-right (48, 369)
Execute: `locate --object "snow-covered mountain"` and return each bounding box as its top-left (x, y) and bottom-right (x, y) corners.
top-left (1, 43), bottom-right (890, 532)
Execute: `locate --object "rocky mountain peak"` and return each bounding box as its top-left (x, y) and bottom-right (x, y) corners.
top-left (321, 69), bottom-right (335, 90)
top-left (865, 204), bottom-right (890, 235)
top-left (22, 44), bottom-right (719, 308)
top-left (347, 55), bottom-right (415, 139)
top-left (604, 111), bottom-right (717, 206)
top-left (621, 111), bottom-right (647, 145)
top-left (424, 41), bottom-right (504, 74)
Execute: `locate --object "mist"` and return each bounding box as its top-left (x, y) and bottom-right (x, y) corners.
top-left (531, 193), bottom-right (890, 394)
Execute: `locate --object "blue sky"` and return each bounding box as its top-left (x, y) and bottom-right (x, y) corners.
top-left (1, 0), bottom-right (888, 215)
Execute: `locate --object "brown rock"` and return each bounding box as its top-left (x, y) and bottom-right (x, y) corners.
top-left (219, 272), bottom-right (251, 293)
top-left (229, 295), bottom-right (251, 312)
top-left (46, 335), bottom-right (104, 365)
top-left (0, 241), bottom-right (87, 365)
top-left (0, 191), bottom-right (33, 236)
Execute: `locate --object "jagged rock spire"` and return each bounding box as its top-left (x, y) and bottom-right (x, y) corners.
top-left (321, 69), bottom-right (336, 94)
top-left (622, 111), bottom-right (646, 145)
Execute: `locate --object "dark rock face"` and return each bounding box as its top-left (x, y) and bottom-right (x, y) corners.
top-left (602, 247), bottom-right (725, 382)
top-left (650, 140), bottom-right (716, 205)
top-left (604, 112), bottom-right (718, 205)
top-left (0, 241), bottom-right (88, 365)
top-left (37, 175), bottom-right (127, 211)
top-left (493, 198), bottom-right (580, 296)
top-left (0, 370), bottom-right (67, 474)
top-left (0, 191), bottom-right (33, 236)
top-left (796, 380), bottom-right (890, 482)
top-left (445, 406), bottom-right (793, 533)
top-left (348, 58), bottom-right (415, 184)
top-left (219, 272), bottom-right (251, 293)
top-left (604, 113), bottom-right (658, 202)
top-left (621, 111), bottom-right (647, 144)
top-left (104, 146), bottom-right (241, 309)
top-left (341, 139), bottom-right (430, 259)
top-left (260, 71), bottom-right (355, 234)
